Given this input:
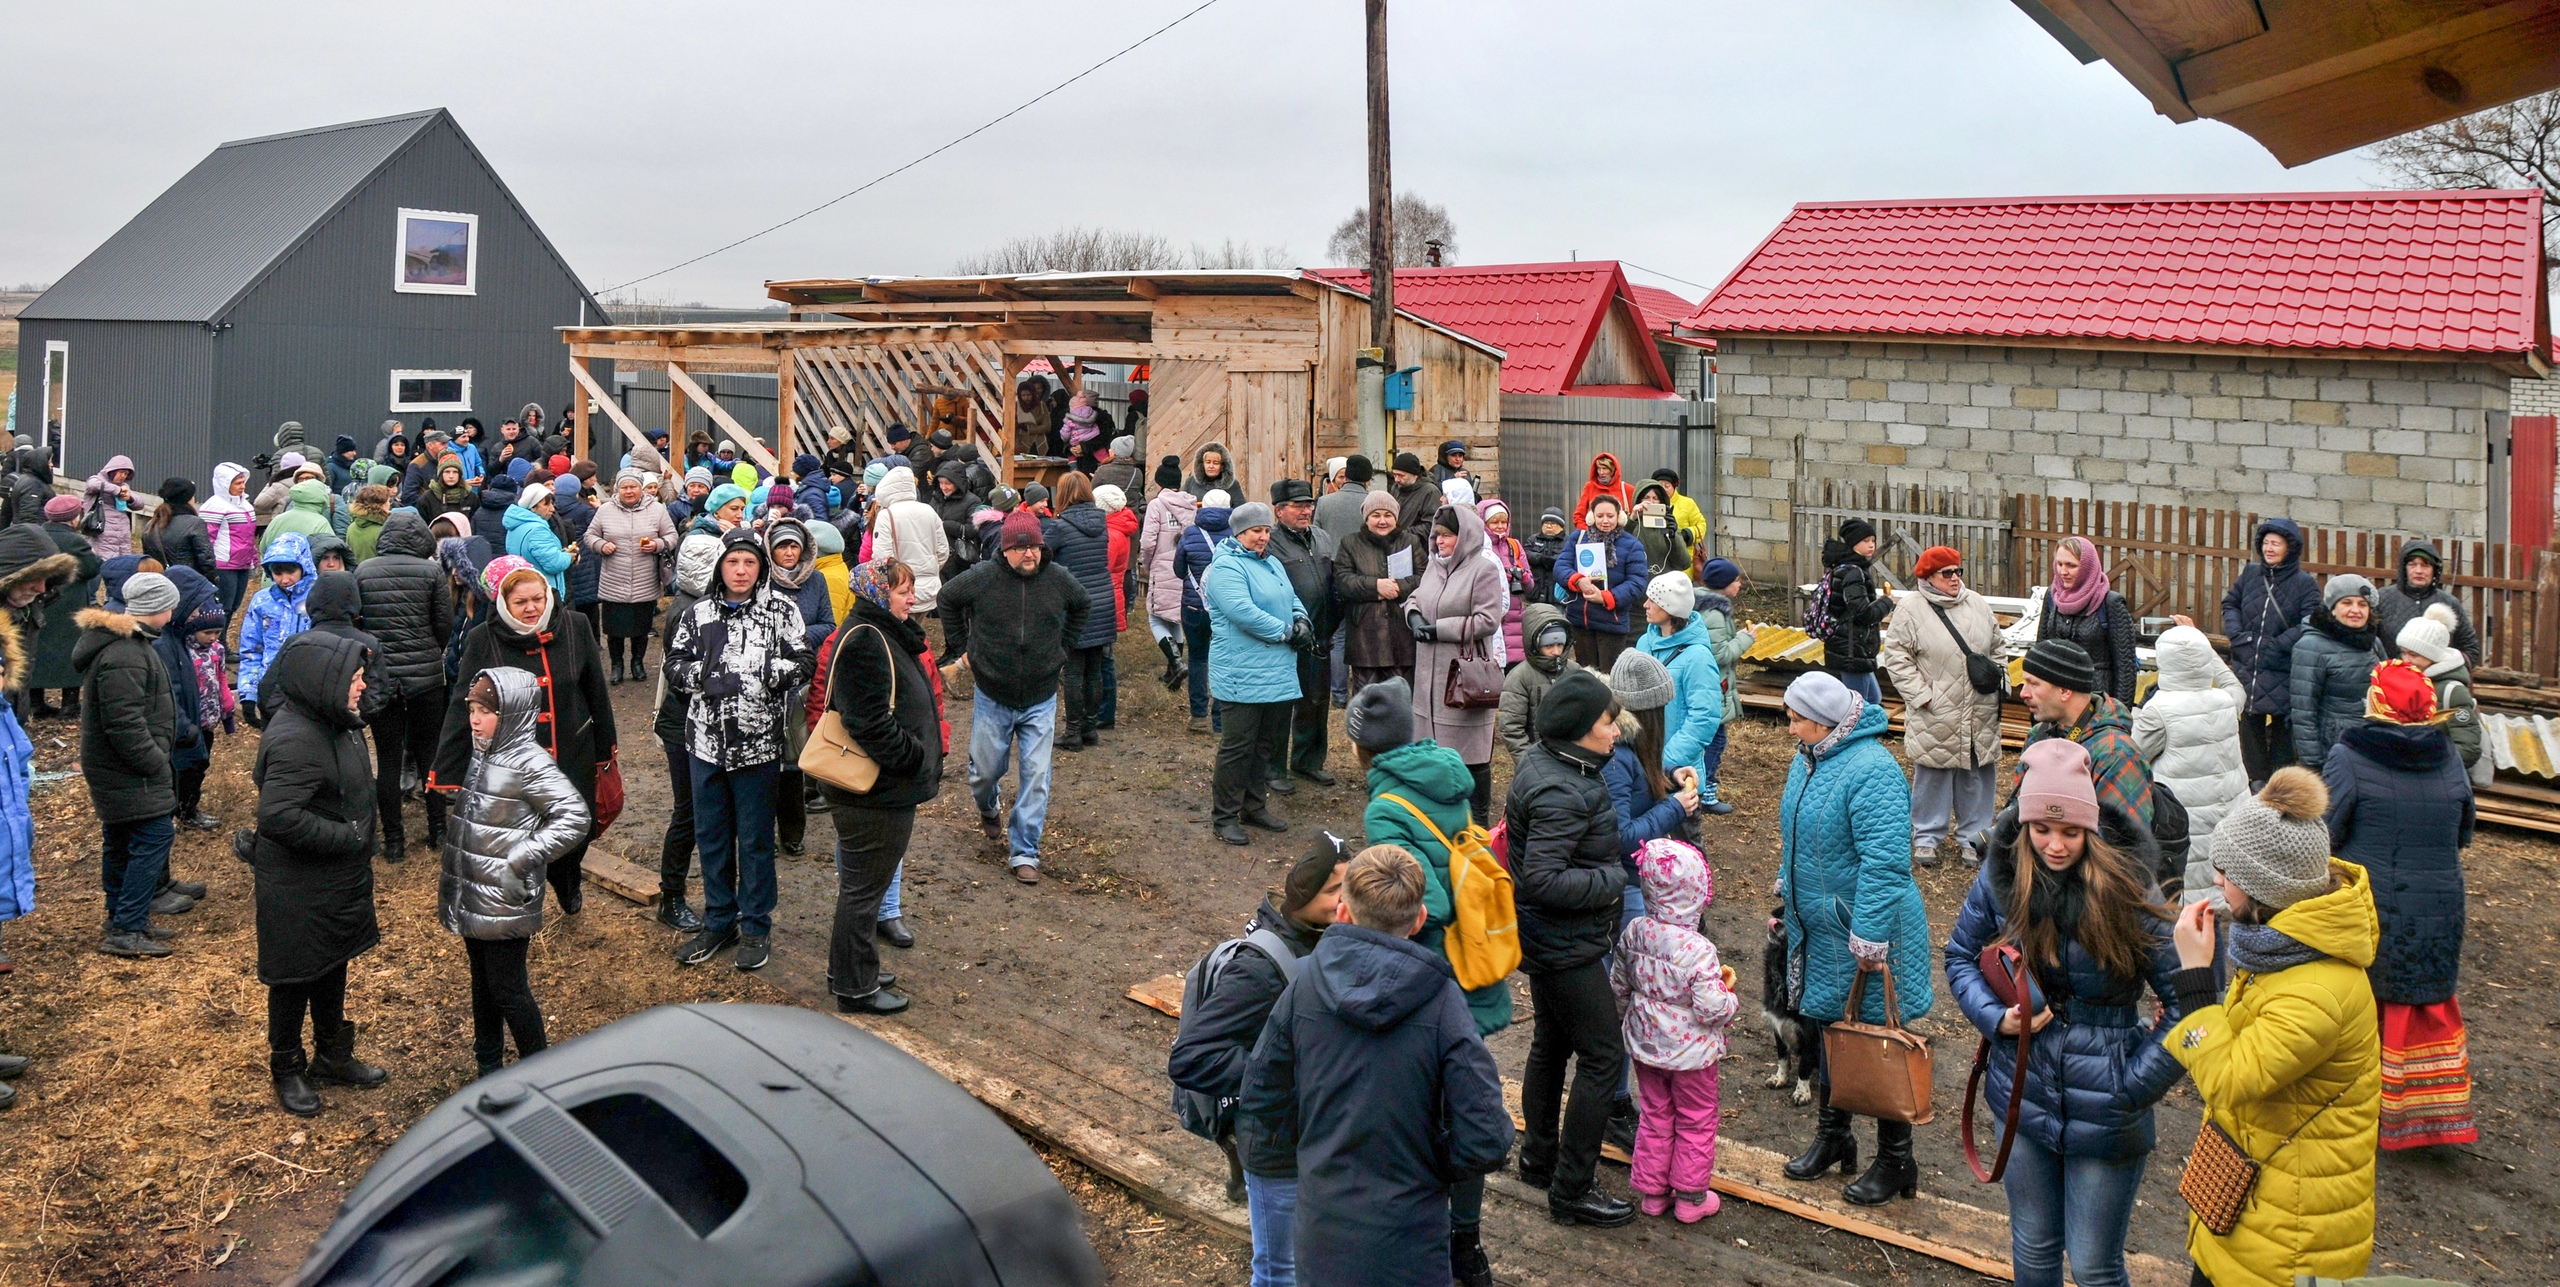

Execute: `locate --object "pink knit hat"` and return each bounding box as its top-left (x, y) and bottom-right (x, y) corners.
top-left (2016, 738), bottom-right (2099, 830)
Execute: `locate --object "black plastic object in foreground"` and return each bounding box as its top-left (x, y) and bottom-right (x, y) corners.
top-left (287, 1003), bottom-right (1104, 1286)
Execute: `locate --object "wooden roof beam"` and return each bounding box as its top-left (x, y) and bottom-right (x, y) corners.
top-left (2113, 0), bottom-right (2262, 61)
top-left (2024, 0), bottom-right (2199, 121)
top-left (979, 280), bottom-right (1026, 300)
top-left (2180, 0), bottom-right (2560, 115)
top-left (1125, 278), bottom-right (1161, 300)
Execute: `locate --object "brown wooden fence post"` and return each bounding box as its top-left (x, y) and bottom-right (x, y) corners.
top-left (2537, 548), bottom-right (2560, 679)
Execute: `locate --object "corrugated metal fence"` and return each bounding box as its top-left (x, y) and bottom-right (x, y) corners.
top-left (1495, 393), bottom-right (1714, 535)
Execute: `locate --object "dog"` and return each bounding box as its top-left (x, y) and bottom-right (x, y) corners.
top-left (1761, 910), bottom-right (1820, 1105)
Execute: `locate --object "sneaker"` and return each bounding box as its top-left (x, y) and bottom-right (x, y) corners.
top-left (779, 837), bottom-right (805, 858)
top-left (1700, 798), bottom-right (1734, 816)
top-left (1296, 768), bottom-right (1338, 787)
top-left (1913, 844), bottom-right (1942, 869)
top-left (675, 924), bottom-right (739, 966)
top-left (657, 897), bottom-right (703, 933)
top-left (180, 811), bottom-right (222, 831)
top-left (149, 891), bottom-right (196, 916)
top-left (733, 935), bottom-right (771, 971)
top-left (1242, 812), bottom-right (1289, 834)
top-left (838, 989), bottom-right (910, 1015)
top-left (99, 930), bottom-right (171, 959)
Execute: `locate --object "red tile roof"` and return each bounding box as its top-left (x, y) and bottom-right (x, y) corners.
top-left (1625, 284), bottom-right (1695, 334)
top-left (1685, 191), bottom-right (2550, 359)
top-left (1308, 261), bottom-right (1677, 395)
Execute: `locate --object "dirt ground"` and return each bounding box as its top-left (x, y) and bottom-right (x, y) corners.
top-left (3, 614), bottom-right (2555, 1284)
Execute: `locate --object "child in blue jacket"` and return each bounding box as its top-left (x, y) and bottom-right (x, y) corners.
top-left (237, 532), bottom-right (315, 725)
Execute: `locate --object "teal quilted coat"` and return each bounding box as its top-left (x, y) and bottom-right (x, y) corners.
top-left (1778, 699), bottom-right (1935, 1025)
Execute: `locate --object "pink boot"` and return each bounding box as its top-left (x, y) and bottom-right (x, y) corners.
top-left (1674, 1190), bottom-right (1719, 1223)
top-left (1639, 1191), bottom-right (1672, 1218)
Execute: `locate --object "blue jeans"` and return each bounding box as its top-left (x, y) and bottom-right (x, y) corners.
top-left (1836, 669), bottom-right (1883, 703)
top-left (1182, 607), bottom-right (1217, 722)
top-left (101, 815), bottom-right (174, 933)
top-left (689, 756), bottom-right (779, 937)
top-left (1698, 724), bottom-right (1728, 801)
top-left (970, 692), bottom-right (1056, 867)
top-left (1244, 1172), bottom-right (1298, 1287)
top-left (2002, 1135), bottom-right (2147, 1287)
top-left (1328, 622), bottom-right (1348, 704)
top-left (879, 862), bottom-right (904, 921)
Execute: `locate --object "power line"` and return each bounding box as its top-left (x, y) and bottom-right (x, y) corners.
top-left (1619, 259), bottom-right (1717, 295)
top-left (598, 0), bottom-right (1228, 296)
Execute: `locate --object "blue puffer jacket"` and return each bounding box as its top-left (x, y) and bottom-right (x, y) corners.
top-left (502, 500), bottom-right (573, 601)
top-left (1552, 527), bottom-right (1648, 635)
top-left (2220, 518), bottom-right (2318, 716)
top-left (1635, 612), bottom-right (1723, 783)
top-left (1945, 801), bottom-right (2189, 1162)
top-left (1201, 536), bottom-right (1305, 705)
top-left (1044, 502), bottom-right (1118, 649)
top-left (237, 532), bottom-right (316, 704)
top-left (2324, 721), bottom-right (2473, 1005)
top-left (0, 699), bottom-right (31, 925)
top-left (557, 491), bottom-right (603, 606)
top-left (1779, 698), bottom-right (1934, 1024)
top-left (1174, 505), bottom-right (1230, 615)
top-left (1603, 738), bottom-right (1688, 875)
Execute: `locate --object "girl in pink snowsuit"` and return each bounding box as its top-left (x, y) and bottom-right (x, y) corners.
top-left (1609, 837), bottom-right (1740, 1222)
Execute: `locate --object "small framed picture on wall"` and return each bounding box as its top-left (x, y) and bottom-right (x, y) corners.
top-left (395, 208), bottom-right (477, 295)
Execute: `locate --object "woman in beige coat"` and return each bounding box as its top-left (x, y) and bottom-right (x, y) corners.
top-left (1876, 545), bottom-right (2002, 866)
top-left (1408, 503), bottom-right (1506, 823)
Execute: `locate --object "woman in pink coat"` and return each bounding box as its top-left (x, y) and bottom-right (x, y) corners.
top-left (1409, 503), bottom-right (1506, 823)
top-left (1136, 481), bottom-right (1198, 689)
top-left (1480, 497), bottom-right (1530, 664)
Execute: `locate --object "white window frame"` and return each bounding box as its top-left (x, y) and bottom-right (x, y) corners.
top-left (394, 207), bottom-right (479, 296)
top-left (389, 369), bottom-right (474, 414)
top-left (40, 340), bottom-right (68, 464)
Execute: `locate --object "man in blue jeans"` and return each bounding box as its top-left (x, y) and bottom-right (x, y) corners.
top-left (939, 509), bottom-right (1089, 885)
top-left (75, 570), bottom-right (186, 958)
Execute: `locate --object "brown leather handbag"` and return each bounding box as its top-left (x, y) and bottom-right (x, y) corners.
top-left (1961, 943), bottom-right (2032, 1181)
top-left (1822, 962), bottom-right (1937, 1125)
top-left (1443, 636), bottom-right (1502, 710)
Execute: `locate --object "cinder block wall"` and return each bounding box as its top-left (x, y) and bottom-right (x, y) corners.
top-left (2515, 374), bottom-right (2560, 417)
top-left (1714, 338), bottom-right (2509, 580)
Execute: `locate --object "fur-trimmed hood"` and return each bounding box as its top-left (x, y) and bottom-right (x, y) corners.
top-left (0, 525), bottom-right (76, 604)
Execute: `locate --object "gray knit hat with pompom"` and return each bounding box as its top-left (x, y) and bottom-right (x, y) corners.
top-left (2210, 767), bottom-right (2336, 911)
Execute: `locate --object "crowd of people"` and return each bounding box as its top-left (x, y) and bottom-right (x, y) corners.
top-left (0, 411), bottom-right (2487, 1287)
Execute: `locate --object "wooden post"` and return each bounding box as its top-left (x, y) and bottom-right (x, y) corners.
top-left (775, 349), bottom-right (798, 475)
top-left (667, 363), bottom-right (688, 460)
top-left (571, 359), bottom-right (592, 462)
top-left (566, 359), bottom-right (645, 461)
top-left (1365, 0), bottom-right (1394, 366)
top-left (667, 363), bottom-right (781, 475)
top-left (2534, 547), bottom-right (2560, 679)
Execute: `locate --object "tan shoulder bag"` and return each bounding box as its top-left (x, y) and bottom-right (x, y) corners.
top-left (799, 624), bottom-right (894, 793)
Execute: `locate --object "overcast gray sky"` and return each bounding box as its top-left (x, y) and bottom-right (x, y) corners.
top-left (5, 0), bottom-right (2382, 309)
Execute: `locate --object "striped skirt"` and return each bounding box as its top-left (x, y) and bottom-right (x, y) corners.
top-left (2379, 996), bottom-right (2477, 1150)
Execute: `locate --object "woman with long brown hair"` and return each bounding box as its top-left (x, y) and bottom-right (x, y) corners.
top-left (143, 477), bottom-right (218, 582)
top-left (1943, 738), bottom-right (2187, 1287)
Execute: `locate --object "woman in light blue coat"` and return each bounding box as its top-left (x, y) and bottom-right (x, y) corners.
top-left (1632, 570), bottom-right (1723, 791)
top-left (502, 489), bottom-right (573, 601)
top-left (1199, 502), bottom-right (1309, 845)
top-left (1774, 669), bottom-right (1934, 1209)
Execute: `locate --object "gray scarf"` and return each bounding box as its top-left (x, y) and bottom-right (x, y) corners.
top-left (2226, 921), bottom-right (2326, 974)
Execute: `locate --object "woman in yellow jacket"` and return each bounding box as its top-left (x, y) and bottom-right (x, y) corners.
top-left (2164, 768), bottom-right (2381, 1287)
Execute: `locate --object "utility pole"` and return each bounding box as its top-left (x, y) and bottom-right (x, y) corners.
top-left (1357, 0), bottom-right (1394, 464)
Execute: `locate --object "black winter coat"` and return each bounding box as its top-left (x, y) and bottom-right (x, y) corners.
top-left (300, 571), bottom-right (386, 720)
top-left (2325, 722), bottom-right (2473, 1005)
top-left (251, 632), bottom-right (380, 984)
top-left (2038, 591), bottom-right (2138, 705)
top-left (1504, 739), bottom-right (1627, 974)
top-left (73, 607), bottom-right (176, 825)
top-left (1820, 541), bottom-right (1893, 674)
top-left (1236, 924), bottom-right (1513, 1286)
top-left (1044, 503), bottom-right (1119, 650)
top-left (2372, 539), bottom-right (2483, 668)
top-left (557, 492), bottom-right (603, 606)
top-left (1334, 525), bottom-right (1422, 670)
top-left (822, 597), bottom-right (944, 812)
top-left (469, 481), bottom-right (518, 550)
top-left (2289, 609), bottom-right (2386, 770)
top-left (936, 555), bottom-right (1089, 711)
top-left (2219, 519), bottom-right (2318, 717)
top-left (1268, 522), bottom-right (1339, 638)
top-left (354, 512), bottom-right (454, 698)
top-left (142, 511), bottom-right (218, 582)
top-left (432, 607), bottom-right (616, 806)
top-left (1167, 899), bottom-right (1326, 1118)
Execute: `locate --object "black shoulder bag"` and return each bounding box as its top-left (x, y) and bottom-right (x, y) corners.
top-left (1931, 600), bottom-right (2004, 695)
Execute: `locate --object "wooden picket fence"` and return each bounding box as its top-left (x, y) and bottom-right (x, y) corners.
top-left (2011, 494), bottom-right (2560, 678)
top-left (1791, 480), bottom-right (2014, 594)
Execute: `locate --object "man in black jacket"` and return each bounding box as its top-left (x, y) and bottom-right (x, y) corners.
top-left (937, 509), bottom-right (1089, 885)
top-left (1503, 669), bottom-right (1635, 1227)
top-left (1820, 517), bottom-right (1894, 703)
top-left (1167, 836), bottom-right (1346, 1217)
top-left (1237, 844), bottom-right (1514, 1287)
top-left (76, 571), bottom-right (182, 958)
top-left (355, 511), bottom-right (455, 860)
top-left (1264, 479), bottom-right (1339, 790)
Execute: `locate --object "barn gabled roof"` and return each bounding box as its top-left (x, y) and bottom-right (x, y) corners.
top-left (1307, 261), bottom-right (1678, 396)
top-left (24, 108), bottom-right (598, 325)
top-left (1684, 191), bottom-right (2550, 367)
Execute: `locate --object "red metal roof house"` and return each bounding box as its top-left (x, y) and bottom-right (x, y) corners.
top-left (1686, 190), bottom-right (2552, 579)
top-left (1309, 262), bottom-right (1681, 398)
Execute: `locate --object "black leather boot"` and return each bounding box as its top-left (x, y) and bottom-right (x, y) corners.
top-left (271, 1048), bottom-right (321, 1117)
top-left (309, 1021), bottom-right (389, 1089)
top-left (1783, 1105), bottom-right (1858, 1180)
top-left (1547, 1184), bottom-right (1635, 1228)
top-left (1157, 639), bottom-right (1183, 689)
top-left (1450, 1224), bottom-right (1493, 1287)
top-left (1843, 1119), bottom-right (1917, 1206)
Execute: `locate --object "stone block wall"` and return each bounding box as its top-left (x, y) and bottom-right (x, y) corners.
top-left (1713, 337), bottom-right (2511, 579)
top-left (2516, 373), bottom-right (2560, 417)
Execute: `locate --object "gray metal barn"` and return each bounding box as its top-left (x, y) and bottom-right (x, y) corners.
top-left (17, 108), bottom-right (602, 483)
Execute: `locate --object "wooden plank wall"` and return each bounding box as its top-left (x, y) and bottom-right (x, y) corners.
top-left (1229, 369), bottom-right (1315, 496)
top-left (1142, 359), bottom-right (1231, 491)
top-left (1570, 299), bottom-right (1656, 387)
top-left (1152, 294), bottom-right (1319, 368)
top-left (1311, 291), bottom-right (1503, 486)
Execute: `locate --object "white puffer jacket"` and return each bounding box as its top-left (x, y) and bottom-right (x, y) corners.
top-left (2131, 625), bottom-right (2249, 905)
top-left (867, 467), bottom-right (951, 611)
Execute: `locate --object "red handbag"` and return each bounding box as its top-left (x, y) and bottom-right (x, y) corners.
top-left (1962, 942), bottom-right (2034, 1182)
top-left (590, 754), bottom-right (625, 839)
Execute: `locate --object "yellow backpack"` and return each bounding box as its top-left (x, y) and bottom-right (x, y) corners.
top-left (1378, 793), bottom-right (1521, 990)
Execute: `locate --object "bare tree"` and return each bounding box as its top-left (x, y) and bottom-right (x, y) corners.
top-left (953, 227), bottom-right (1186, 275)
top-left (1185, 237), bottom-right (1296, 270)
top-left (2372, 90), bottom-right (2560, 280)
top-left (1325, 193), bottom-right (1458, 267)
top-left (597, 290), bottom-right (721, 325)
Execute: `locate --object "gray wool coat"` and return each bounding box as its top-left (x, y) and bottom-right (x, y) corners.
top-left (439, 668), bottom-right (591, 940)
top-left (1410, 505), bottom-right (1506, 766)
top-left (582, 495), bottom-right (678, 604)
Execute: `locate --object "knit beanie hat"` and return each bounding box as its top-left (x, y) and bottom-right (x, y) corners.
top-left (1230, 501), bottom-right (1276, 533)
top-left (987, 487), bottom-right (1019, 512)
top-left (685, 466), bottom-right (714, 490)
top-left (2023, 639), bottom-right (2099, 694)
top-left (1915, 545), bottom-right (1962, 579)
top-left (1699, 558), bottom-right (1741, 592)
top-left (1393, 451), bottom-right (1426, 477)
top-left (1536, 670), bottom-right (1615, 741)
top-left (2396, 603), bottom-right (2458, 667)
top-left (1094, 484), bottom-right (1128, 514)
top-left (158, 477), bottom-right (196, 506)
top-left (121, 571), bottom-right (181, 616)
top-left (2016, 739), bottom-right (2100, 830)
top-left (1282, 832), bottom-right (1353, 915)
top-left (1838, 517), bottom-right (1877, 546)
top-left (1782, 669), bottom-right (1859, 728)
top-left (1533, 617), bottom-right (1570, 651)
top-left (43, 494), bottom-right (81, 522)
top-left (2211, 768), bottom-right (2335, 912)
top-left (1645, 569), bottom-right (1696, 619)
top-left (1609, 648), bottom-right (1675, 712)
top-left (862, 461), bottom-right (887, 490)
top-left (1109, 435), bottom-right (1136, 459)
top-left (999, 509), bottom-right (1044, 551)
top-left (1344, 677), bottom-right (1414, 751)
top-left (1156, 456), bottom-right (1184, 490)
top-left (1201, 489), bottom-right (1231, 510)
top-left (2322, 573), bottom-right (2374, 610)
